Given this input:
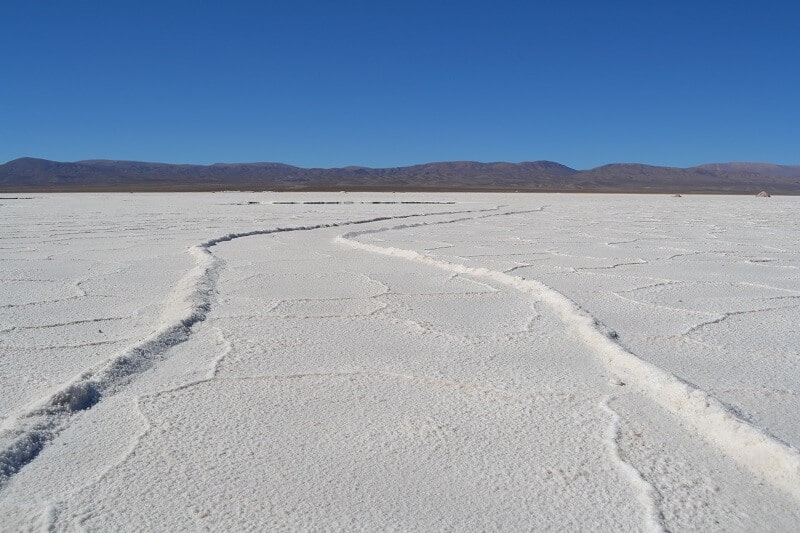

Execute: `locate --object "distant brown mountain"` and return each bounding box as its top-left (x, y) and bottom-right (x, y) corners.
top-left (0, 157), bottom-right (798, 194)
top-left (694, 162), bottom-right (800, 178)
top-left (574, 163), bottom-right (800, 193)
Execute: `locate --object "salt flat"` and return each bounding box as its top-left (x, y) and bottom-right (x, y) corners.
top-left (1, 192), bottom-right (799, 531)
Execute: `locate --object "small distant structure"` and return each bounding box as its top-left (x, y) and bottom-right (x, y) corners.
top-left (756, 191), bottom-right (771, 197)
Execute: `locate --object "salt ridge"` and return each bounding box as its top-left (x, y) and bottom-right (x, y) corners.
top-left (0, 207), bottom-right (493, 489)
top-left (335, 217), bottom-right (800, 501)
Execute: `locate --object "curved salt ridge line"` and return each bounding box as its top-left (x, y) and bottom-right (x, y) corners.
top-left (600, 397), bottom-right (664, 533)
top-left (335, 225), bottom-right (800, 501)
top-left (0, 207), bottom-right (495, 489)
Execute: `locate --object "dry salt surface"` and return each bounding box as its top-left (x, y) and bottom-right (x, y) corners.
top-left (0, 192), bottom-right (799, 531)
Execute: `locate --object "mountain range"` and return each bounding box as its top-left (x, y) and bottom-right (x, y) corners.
top-left (2, 157), bottom-right (799, 194)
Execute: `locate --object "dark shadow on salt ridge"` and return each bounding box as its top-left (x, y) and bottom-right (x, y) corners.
top-left (0, 205), bottom-right (494, 490)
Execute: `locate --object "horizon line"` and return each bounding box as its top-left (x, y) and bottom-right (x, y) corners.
top-left (4, 156), bottom-right (800, 172)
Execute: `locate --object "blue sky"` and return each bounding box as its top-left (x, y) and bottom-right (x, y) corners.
top-left (2, 1), bottom-right (798, 169)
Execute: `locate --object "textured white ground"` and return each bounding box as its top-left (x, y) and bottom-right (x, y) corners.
top-left (0, 192), bottom-right (799, 531)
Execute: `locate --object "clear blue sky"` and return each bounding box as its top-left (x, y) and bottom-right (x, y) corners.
top-left (2, 1), bottom-right (798, 169)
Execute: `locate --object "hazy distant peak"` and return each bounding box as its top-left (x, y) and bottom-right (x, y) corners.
top-left (517, 160), bottom-right (578, 172)
top-left (694, 162), bottom-right (800, 178)
top-left (1, 157), bottom-right (798, 193)
top-left (5, 157), bottom-right (55, 166)
top-left (589, 163), bottom-right (679, 171)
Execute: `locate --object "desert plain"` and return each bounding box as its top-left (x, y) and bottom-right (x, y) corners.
top-left (1, 192), bottom-right (799, 530)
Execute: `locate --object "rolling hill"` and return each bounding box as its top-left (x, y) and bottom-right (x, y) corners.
top-left (1, 157), bottom-right (798, 193)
